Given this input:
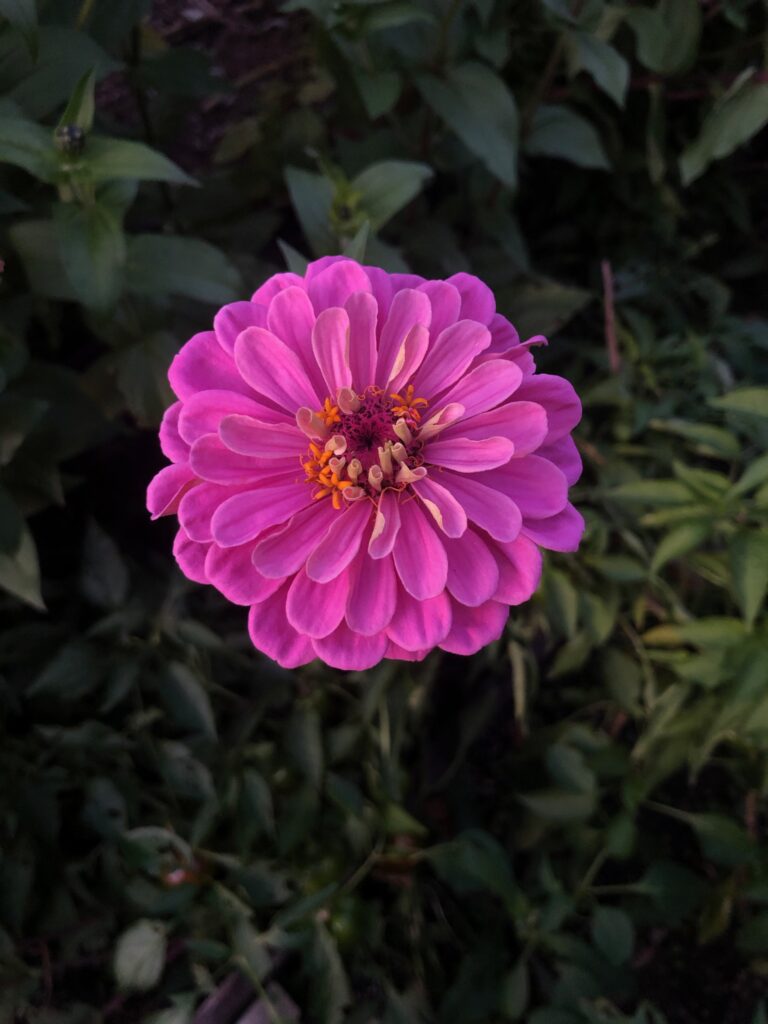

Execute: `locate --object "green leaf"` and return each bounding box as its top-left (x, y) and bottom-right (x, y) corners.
top-left (737, 915), bottom-right (768, 956)
top-left (568, 32), bottom-right (629, 106)
top-left (417, 62), bottom-right (519, 188)
top-left (28, 640), bottom-right (100, 699)
top-left (114, 919), bottom-right (167, 992)
top-left (158, 741), bottom-right (215, 801)
top-left (633, 861), bottom-right (705, 918)
top-left (651, 520), bottom-right (710, 573)
top-left (80, 519), bottom-right (129, 609)
top-left (607, 479), bottom-right (693, 505)
top-left (284, 166), bottom-right (335, 256)
top-left (625, 0), bottom-right (701, 75)
top-left (499, 959), bottom-right (529, 1019)
top-left (53, 201), bottom-right (126, 311)
top-left (427, 829), bottom-right (520, 912)
top-left (353, 69), bottom-right (401, 119)
top-left (0, 485), bottom-right (23, 554)
top-left (110, 330), bottom-right (176, 426)
top-left (58, 68), bottom-right (96, 132)
top-left (680, 82), bottom-right (768, 185)
top-left (285, 705), bottom-right (323, 786)
top-left (591, 906), bottom-right (634, 965)
top-left (351, 160), bottom-right (433, 231)
top-left (84, 136), bottom-right (197, 186)
top-left (0, 115), bottom-right (58, 181)
top-left (125, 235), bottom-right (241, 304)
top-left (306, 924), bottom-right (350, 1024)
top-left (161, 662), bottom-right (217, 740)
top-left (82, 777), bottom-right (128, 838)
top-left (643, 617), bottom-right (747, 647)
top-left (649, 417), bottom-right (740, 457)
top-left (545, 744), bottom-right (595, 795)
top-left (708, 385), bottom-right (768, 418)
top-left (0, 0), bottom-right (37, 58)
top-left (240, 769), bottom-right (276, 838)
top-left (0, 525), bottom-right (44, 609)
top-left (341, 220), bottom-right (370, 262)
top-left (732, 452), bottom-right (768, 497)
top-left (525, 104), bottom-right (609, 169)
top-left (518, 789), bottom-right (595, 822)
top-left (8, 219), bottom-right (76, 299)
top-left (730, 532), bottom-right (768, 628)
top-left (502, 278), bottom-right (591, 338)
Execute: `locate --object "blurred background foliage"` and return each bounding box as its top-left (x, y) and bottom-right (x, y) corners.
top-left (1, 0), bottom-right (768, 1021)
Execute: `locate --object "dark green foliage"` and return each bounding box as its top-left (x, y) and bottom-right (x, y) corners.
top-left (1, 0), bottom-right (768, 1022)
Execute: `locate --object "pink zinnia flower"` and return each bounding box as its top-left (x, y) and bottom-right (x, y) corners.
top-left (148, 256), bottom-right (584, 670)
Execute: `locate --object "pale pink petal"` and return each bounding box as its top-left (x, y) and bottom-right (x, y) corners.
top-left (387, 324), bottom-right (430, 393)
top-left (252, 501), bottom-right (339, 578)
top-left (178, 482), bottom-right (242, 542)
top-left (190, 435), bottom-right (284, 485)
top-left (412, 476), bottom-right (467, 538)
top-left (178, 389), bottom-right (288, 445)
top-left (387, 587), bottom-right (452, 651)
top-left (211, 480), bottom-right (310, 547)
top-left (147, 464), bottom-right (197, 519)
top-left (306, 498), bottom-right (372, 583)
top-left (482, 456), bottom-right (568, 519)
top-left (169, 331), bottom-right (251, 401)
top-left (445, 272), bottom-right (495, 324)
top-left (234, 327), bottom-right (321, 412)
top-left (521, 503), bottom-right (585, 552)
top-left (376, 289), bottom-right (432, 388)
top-left (413, 320), bottom-right (491, 398)
top-left (384, 641), bottom-right (430, 662)
top-left (444, 402), bottom-right (548, 457)
top-left (425, 436), bottom-right (514, 473)
top-left (267, 286), bottom-right (326, 397)
top-left (219, 415), bottom-right (306, 459)
top-left (444, 529), bottom-right (499, 606)
top-left (159, 402), bottom-right (189, 462)
top-left (286, 566), bottom-right (351, 638)
top-left (205, 542), bottom-right (284, 606)
top-left (515, 374), bottom-right (581, 442)
top-left (345, 291), bottom-right (378, 392)
top-left (251, 271), bottom-right (305, 305)
top-left (416, 280), bottom-right (462, 342)
top-left (538, 435), bottom-right (582, 485)
top-left (312, 307), bottom-right (352, 396)
top-left (492, 535), bottom-right (543, 605)
top-left (346, 551), bottom-right (397, 635)
top-left (368, 490), bottom-right (401, 558)
top-left (214, 301), bottom-right (268, 356)
top-left (440, 600), bottom-right (508, 655)
top-left (173, 529), bottom-right (210, 584)
top-left (436, 360), bottom-right (523, 419)
top-left (308, 260), bottom-right (372, 313)
top-left (312, 622), bottom-right (387, 671)
top-left (248, 583), bottom-right (316, 668)
top-left (435, 470), bottom-right (522, 542)
top-left (392, 499), bottom-right (447, 600)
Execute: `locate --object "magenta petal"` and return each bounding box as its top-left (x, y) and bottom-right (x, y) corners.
top-left (538, 435), bottom-right (582, 485)
top-left (482, 456), bottom-right (568, 519)
top-left (345, 291), bottom-right (378, 392)
top-left (387, 324), bottom-right (430, 394)
top-left (147, 464), bottom-right (196, 519)
top-left (416, 280), bottom-right (462, 342)
top-left (304, 256), bottom-right (351, 281)
top-left (425, 435), bottom-right (514, 473)
top-left (306, 499), bottom-right (372, 583)
top-left (173, 529), bottom-right (210, 584)
top-left (312, 622), bottom-right (387, 671)
top-left (412, 477), bottom-right (467, 538)
top-left (387, 587), bottom-right (452, 651)
top-left (446, 401), bottom-right (549, 457)
top-left (413, 320), bottom-right (491, 398)
top-left (485, 314), bottom-right (521, 357)
top-left (515, 374), bottom-right (582, 442)
top-left (436, 470), bottom-right (522, 542)
top-left (205, 542), bottom-right (284, 606)
top-left (346, 551), bottom-right (397, 635)
top-left (392, 500), bottom-right (447, 600)
top-left (211, 480), bottom-right (310, 548)
top-left (159, 402), bottom-right (189, 462)
top-left (312, 307), bottom-right (353, 396)
top-left (219, 415), bottom-right (305, 459)
top-left (376, 289), bottom-right (432, 388)
top-left (248, 583), bottom-right (316, 668)
top-left (384, 641), bottom-right (430, 662)
top-left (214, 301), bottom-right (268, 356)
top-left (440, 600), bottom-right (508, 655)
top-left (235, 327), bottom-right (320, 412)
top-left (492, 535), bottom-right (542, 605)
top-left (190, 434), bottom-right (282, 485)
top-left (169, 331), bottom-right (252, 401)
top-left (267, 286), bottom-right (326, 397)
top-left (251, 271), bottom-right (305, 305)
top-left (522, 503), bottom-right (585, 552)
top-left (178, 482), bottom-right (241, 542)
top-left (178, 389), bottom-right (287, 445)
top-left (252, 501), bottom-right (338, 578)
top-left (308, 261), bottom-right (372, 313)
top-left (368, 490), bottom-right (401, 558)
top-left (362, 265), bottom-right (394, 320)
top-left (437, 360), bottom-right (523, 419)
top-left (446, 272), bottom-right (496, 324)
top-left (286, 567), bottom-right (351, 639)
top-left (444, 529), bottom-right (500, 607)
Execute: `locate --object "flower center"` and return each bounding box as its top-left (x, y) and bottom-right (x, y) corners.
top-left (300, 386), bottom-right (429, 508)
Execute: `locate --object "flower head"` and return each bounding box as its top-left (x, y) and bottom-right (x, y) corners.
top-left (147, 257), bottom-right (584, 670)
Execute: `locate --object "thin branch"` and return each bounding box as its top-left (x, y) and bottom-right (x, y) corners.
top-left (601, 258), bottom-right (621, 374)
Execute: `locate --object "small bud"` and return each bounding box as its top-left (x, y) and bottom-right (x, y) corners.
top-left (54, 124), bottom-right (86, 156)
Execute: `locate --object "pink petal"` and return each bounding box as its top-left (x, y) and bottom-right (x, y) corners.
top-left (440, 600), bottom-right (508, 655)
top-left (445, 401), bottom-right (548, 457)
top-left (251, 271), bottom-right (305, 305)
top-left (445, 272), bottom-right (495, 324)
top-left (248, 583), bottom-right (316, 668)
top-left (387, 324), bottom-right (430, 393)
top-left (267, 286), bottom-right (326, 397)
top-left (286, 566), bottom-right (351, 639)
top-left (413, 320), bottom-right (491, 398)
top-left (211, 479), bottom-right (310, 547)
top-left (173, 529), bottom-right (210, 584)
top-left (305, 256), bottom-right (351, 281)
top-left (308, 260), bottom-right (372, 313)
top-left (416, 280), bottom-right (462, 342)
top-left (252, 501), bottom-right (339, 578)
top-left (178, 389), bottom-right (287, 445)
top-left (412, 476), bottom-right (467, 538)
top-left (306, 498), bottom-right (372, 583)
top-left (521, 503), bottom-right (585, 552)
top-left (159, 402), bottom-right (189, 462)
top-left (492, 535), bottom-right (543, 605)
top-left (384, 641), bottom-right (430, 662)
top-left (214, 301), bottom-right (268, 356)
top-left (189, 434), bottom-right (283, 485)
top-left (425, 436), bottom-right (514, 473)
top-left (169, 331), bottom-right (251, 401)
top-left (368, 490), bottom-right (401, 558)
top-left (234, 327), bottom-right (321, 412)
top-left (444, 529), bottom-right (500, 607)
top-left (375, 289), bottom-right (432, 388)
top-left (147, 464), bottom-right (197, 519)
top-left (312, 307), bottom-right (353, 396)
top-left (538, 435), bottom-right (582, 485)
top-left (346, 551), bottom-right (397, 635)
top-left (387, 587), bottom-right (452, 651)
top-left (435, 470), bottom-right (522, 542)
top-left (362, 265), bottom-right (394, 320)
top-left (485, 314), bottom-right (521, 357)
top-left (392, 500), bottom-right (447, 600)
top-left (205, 542), bottom-right (284, 606)
top-left (515, 374), bottom-right (581, 443)
top-left (219, 415), bottom-right (306, 459)
top-left (436, 360), bottom-right (523, 419)
top-left (482, 456), bottom-right (568, 519)
top-left (178, 482), bottom-right (242, 542)
top-left (345, 291), bottom-right (378, 392)
top-left (312, 622), bottom-right (388, 670)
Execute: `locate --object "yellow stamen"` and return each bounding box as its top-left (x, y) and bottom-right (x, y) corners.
top-left (390, 384), bottom-right (428, 421)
